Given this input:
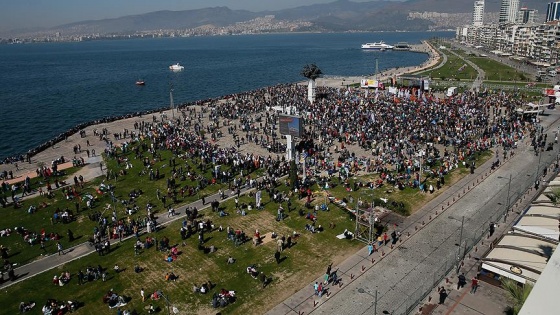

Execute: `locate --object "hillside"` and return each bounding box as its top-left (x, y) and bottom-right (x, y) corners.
top-left (5, 0), bottom-right (551, 38)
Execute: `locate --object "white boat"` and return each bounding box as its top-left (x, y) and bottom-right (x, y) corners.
top-left (361, 41), bottom-right (394, 50)
top-left (169, 63), bottom-right (184, 71)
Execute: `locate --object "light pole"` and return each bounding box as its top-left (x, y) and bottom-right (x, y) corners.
top-left (449, 215), bottom-right (465, 273)
top-left (358, 287), bottom-right (378, 315)
top-left (498, 175), bottom-right (512, 223)
top-left (505, 174), bottom-right (512, 222)
top-left (158, 290), bottom-right (172, 315)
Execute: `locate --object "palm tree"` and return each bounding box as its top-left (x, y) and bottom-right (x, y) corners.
top-left (301, 64), bottom-right (322, 103)
top-left (544, 188), bottom-right (560, 205)
top-left (501, 278), bottom-right (532, 315)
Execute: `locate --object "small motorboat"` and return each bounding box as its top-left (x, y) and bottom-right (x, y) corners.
top-left (135, 80), bottom-right (145, 85)
top-left (169, 63), bottom-right (184, 71)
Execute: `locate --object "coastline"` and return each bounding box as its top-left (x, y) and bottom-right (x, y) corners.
top-left (0, 40), bottom-right (441, 180)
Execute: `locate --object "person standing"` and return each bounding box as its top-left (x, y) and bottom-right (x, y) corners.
top-left (141, 288), bottom-right (145, 302)
top-left (489, 223), bottom-right (496, 237)
top-left (438, 287), bottom-right (448, 304)
top-left (260, 272), bottom-right (267, 288)
top-left (67, 229), bottom-right (74, 242)
top-left (57, 242), bottom-right (64, 255)
top-left (470, 276), bottom-right (479, 294)
top-left (457, 273), bottom-right (467, 289)
top-left (40, 239), bottom-right (46, 253)
top-left (274, 251), bottom-right (281, 264)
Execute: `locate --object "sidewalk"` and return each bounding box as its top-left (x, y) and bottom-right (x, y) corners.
top-left (419, 161), bottom-right (557, 315)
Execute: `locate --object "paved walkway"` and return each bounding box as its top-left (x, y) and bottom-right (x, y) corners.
top-left (444, 48), bottom-right (485, 91)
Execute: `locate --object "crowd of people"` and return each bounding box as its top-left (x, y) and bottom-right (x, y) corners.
top-left (1, 73), bottom-right (545, 314)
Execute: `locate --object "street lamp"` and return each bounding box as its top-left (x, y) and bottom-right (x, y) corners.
top-left (498, 175), bottom-right (512, 223)
top-left (358, 287), bottom-right (378, 315)
top-left (449, 215), bottom-right (465, 273)
top-left (157, 290), bottom-right (178, 315)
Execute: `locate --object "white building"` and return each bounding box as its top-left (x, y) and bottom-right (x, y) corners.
top-left (547, 1), bottom-right (560, 22)
top-left (499, 0), bottom-right (520, 24)
top-left (473, 0), bottom-right (485, 26)
top-left (517, 8), bottom-right (538, 24)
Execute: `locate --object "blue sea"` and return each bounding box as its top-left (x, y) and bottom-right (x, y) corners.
top-left (0, 31), bottom-right (453, 158)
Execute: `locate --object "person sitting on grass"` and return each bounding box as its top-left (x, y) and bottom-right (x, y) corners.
top-left (200, 283), bottom-right (208, 294)
top-left (165, 272), bottom-right (177, 282)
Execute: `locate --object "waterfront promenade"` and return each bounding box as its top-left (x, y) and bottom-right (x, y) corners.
top-left (1, 39), bottom-right (543, 314)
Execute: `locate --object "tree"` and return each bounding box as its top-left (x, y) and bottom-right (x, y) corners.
top-left (501, 278), bottom-right (532, 315)
top-left (301, 64), bottom-right (322, 103)
top-left (544, 188), bottom-right (560, 206)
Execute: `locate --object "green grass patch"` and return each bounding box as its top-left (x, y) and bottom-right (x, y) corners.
top-left (0, 182), bottom-right (362, 315)
top-left (0, 135), bottom-right (495, 314)
top-left (416, 52), bottom-right (478, 82)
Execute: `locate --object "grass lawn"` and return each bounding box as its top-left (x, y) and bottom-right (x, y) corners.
top-left (0, 143), bottom-right (259, 267)
top-left (0, 181), bottom-right (362, 315)
top-left (0, 136), bottom-right (494, 314)
top-left (468, 57), bottom-right (527, 82)
top-left (416, 52), bottom-right (478, 82)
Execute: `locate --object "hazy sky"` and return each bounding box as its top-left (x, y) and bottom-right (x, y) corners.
top-left (0, 0), bottom-right (381, 33)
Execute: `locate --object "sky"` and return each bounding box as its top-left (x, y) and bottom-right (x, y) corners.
top-left (0, 0), bottom-right (384, 33)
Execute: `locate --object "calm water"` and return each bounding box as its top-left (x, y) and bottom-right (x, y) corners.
top-left (0, 31), bottom-right (453, 158)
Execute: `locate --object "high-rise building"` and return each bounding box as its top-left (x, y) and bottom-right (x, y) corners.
top-left (517, 8), bottom-right (537, 24)
top-left (547, 2), bottom-right (560, 22)
top-left (499, 0), bottom-right (520, 24)
top-left (473, 0), bottom-right (485, 26)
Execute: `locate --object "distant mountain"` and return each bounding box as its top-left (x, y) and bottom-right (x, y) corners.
top-left (6, 0), bottom-right (551, 38)
top-left (270, 0), bottom-right (392, 20)
top-left (398, 0), bottom-right (547, 13)
top-left (52, 7), bottom-right (259, 35)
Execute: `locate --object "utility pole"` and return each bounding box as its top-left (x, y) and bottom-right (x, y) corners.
top-left (456, 216), bottom-right (465, 273)
top-left (504, 173), bottom-right (512, 223)
top-left (170, 87), bottom-right (175, 119)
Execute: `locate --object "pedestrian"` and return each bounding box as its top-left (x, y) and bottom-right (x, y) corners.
top-left (317, 282), bottom-right (323, 297)
top-left (277, 238), bottom-right (284, 252)
top-left (314, 282), bottom-right (319, 295)
top-left (40, 239), bottom-right (46, 253)
top-left (201, 195), bottom-right (205, 205)
top-left (78, 270), bottom-right (84, 285)
top-left (141, 288), bottom-right (145, 302)
top-left (489, 223), bottom-right (496, 237)
top-left (57, 242), bottom-right (64, 255)
top-left (470, 276), bottom-right (479, 294)
top-left (438, 287), bottom-right (448, 304)
top-left (260, 272), bottom-right (267, 288)
top-left (457, 273), bottom-right (467, 289)
top-left (274, 250), bottom-right (281, 264)
top-left (67, 229), bottom-right (74, 242)
top-left (368, 243), bottom-right (374, 255)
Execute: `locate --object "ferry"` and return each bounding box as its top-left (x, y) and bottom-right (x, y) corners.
top-left (361, 41), bottom-right (394, 50)
top-left (169, 63), bottom-right (184, 71)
